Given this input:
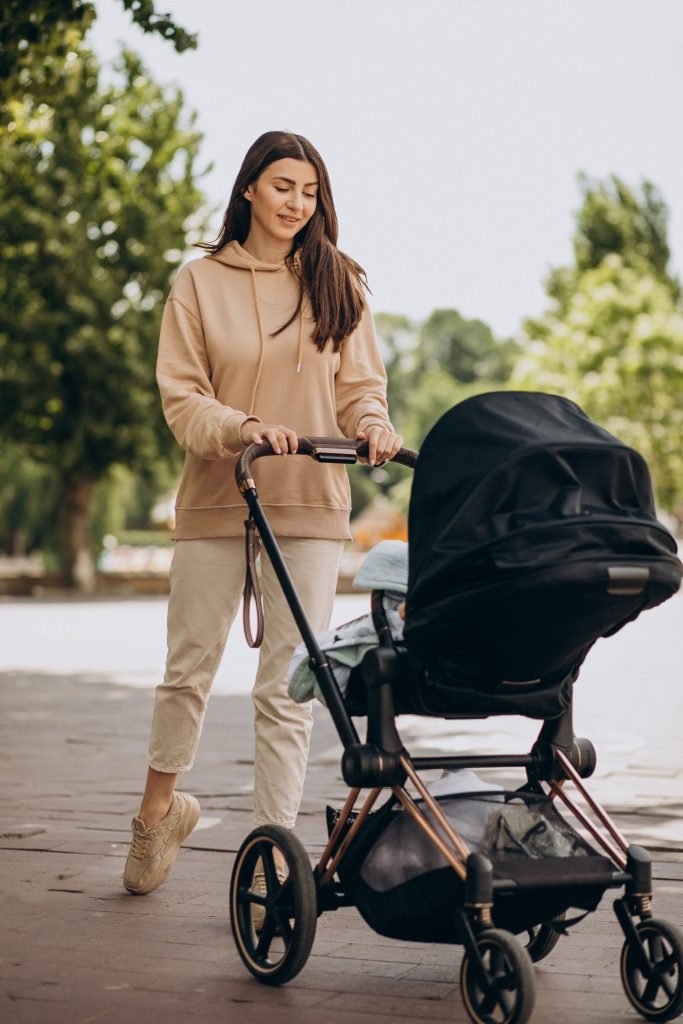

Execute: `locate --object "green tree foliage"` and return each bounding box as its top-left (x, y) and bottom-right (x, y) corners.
top-left (375, 307), bottom-right (517, 448)
top-left (0, 446), bottom-right (61, 559)
top-left (91, 460), bottom-right (177, 547)
top-left (372, 309), bottom-right (518, 515)
top-left (1, 0), bottom-right (196, 104)
top-left (399, 372), bottom-right (485, 453)
top-left (0, 44), bottom-right (207, 587)
top-left (546, 176), bottom-right (678, 311)
top-left (416, 308), bottom-right (519, 384)
top-left (574, 174), bottom-right (672, 280)
top-left (374, 311), bottom-right (417, 425)
top-left (515, 175), bottom-right (683, 515)
top-left (395, 309), bottom-right (518, 454)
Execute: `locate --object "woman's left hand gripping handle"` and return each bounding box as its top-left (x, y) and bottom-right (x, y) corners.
top-left (240, 421), bottom-right (299, 455)
top-left (356, 426), bottom-right (403, 466)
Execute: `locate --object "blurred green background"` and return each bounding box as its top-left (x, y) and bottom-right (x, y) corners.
top-left (1, 2), bottom-right (682, 592)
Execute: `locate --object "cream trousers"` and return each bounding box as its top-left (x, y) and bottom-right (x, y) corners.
top-left (148, 536), bottom-right (343, 828)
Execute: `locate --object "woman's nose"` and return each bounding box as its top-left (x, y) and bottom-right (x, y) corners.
top-left (287, 191), bottom-right (304, 211)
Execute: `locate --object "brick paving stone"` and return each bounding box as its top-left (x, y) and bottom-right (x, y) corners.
top-left (2, 670), bottom-right (682, 1024)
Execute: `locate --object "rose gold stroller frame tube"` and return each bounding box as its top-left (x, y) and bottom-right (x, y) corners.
top-left (317, 757), bottom-right (473, 886)
top-left (392, 785), bottom-right (467, 880)
top-left (549, 782), bottom-right (627, 869)
top-left (399, 755), bottom-right (472, 867)
top-left (316, 787), bottom-right (361, 874)
top-left (555, 748), bottom-right (630, 854)
top-left (319, 788), bottom-right (382, 884)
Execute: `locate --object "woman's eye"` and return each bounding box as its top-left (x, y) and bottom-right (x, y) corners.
top-left (304, 193), bottom-right (316, 199)
top-left (275, 187), bottom-right (288, 193)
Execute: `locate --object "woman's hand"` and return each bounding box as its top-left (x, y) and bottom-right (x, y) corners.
top-left (356, 426), bottom-right (403, 466)
top-left (240, 420), bottom-right (298, 454)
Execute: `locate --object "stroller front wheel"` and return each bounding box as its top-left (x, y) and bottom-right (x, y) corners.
top-left (229, 824), bottom-right (317, 986)
top-left (620, 917), bottom-right (683, 1021)
top-left (460, 928), bottom-right (535, 1024)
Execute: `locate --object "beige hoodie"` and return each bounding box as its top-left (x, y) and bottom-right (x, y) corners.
top-left (157, 241), bottom-right (394, 540)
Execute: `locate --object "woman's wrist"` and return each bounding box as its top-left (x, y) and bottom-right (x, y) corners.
top-left (239, 416), bottom-right (261, 444)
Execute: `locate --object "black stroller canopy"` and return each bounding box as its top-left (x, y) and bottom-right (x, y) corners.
top-left (408, 391), bottom-right (661, 585)
top-left (404, 391), bottom-right (681, 707)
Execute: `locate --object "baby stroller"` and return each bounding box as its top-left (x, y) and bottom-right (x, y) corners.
top-left (228, 391), bottom-right (683, 1024)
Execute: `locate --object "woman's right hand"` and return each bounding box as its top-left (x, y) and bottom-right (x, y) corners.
top-left (239, 420), bottom-right (298, 455)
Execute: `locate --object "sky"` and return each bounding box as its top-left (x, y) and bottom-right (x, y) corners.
top-left (89, 0), bottom-right (683, 338)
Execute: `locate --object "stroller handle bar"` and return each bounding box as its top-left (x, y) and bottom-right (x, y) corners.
top-left (236, 436), bottom-right (418, 493)
top-left (234, 436), bottom-right (416, 750)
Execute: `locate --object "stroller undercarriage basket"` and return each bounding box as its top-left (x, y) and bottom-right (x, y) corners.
top-left (332, 787), bottom-right (614, 944)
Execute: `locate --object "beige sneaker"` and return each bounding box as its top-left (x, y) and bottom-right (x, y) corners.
top-left (251, 863), bottom-right (288, 932)
top-left (123, 792), bottom-right (200, 895)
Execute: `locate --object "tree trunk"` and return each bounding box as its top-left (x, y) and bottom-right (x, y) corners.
top-left (59, 476), bottom-right (97, 592)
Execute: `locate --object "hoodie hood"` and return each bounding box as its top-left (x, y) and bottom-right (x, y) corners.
top-left (206, 239), bottom-right (292, 273)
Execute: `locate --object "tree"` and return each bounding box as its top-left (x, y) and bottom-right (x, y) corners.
top-left (545, 175), bottom-right (679, 311)
top-left (0, 446), bottom-right (60, 559)
top-left (400, 370), bottom-right (485, 451)
top-left (416, 308), bottom-right (518, 384)
top-left (1, 0), bottom-right (196, 104)
top-left (372, 307), bottom-right (519, 513)
top-left (373, 311), bottom-right (417, 424)
top-left (374, 307), bottom-right (517, 438)
top-left (0, 44), bottom-right (208, 588)
top-left (574, 174), bottom-right (672, 281)
top-left (515, 175), bottom-right (683, 515)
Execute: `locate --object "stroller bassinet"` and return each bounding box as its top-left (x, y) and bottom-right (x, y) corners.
top-left (229, 391), bottom-right (683, 1024)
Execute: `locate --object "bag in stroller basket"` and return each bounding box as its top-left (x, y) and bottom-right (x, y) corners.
top-left (332, 772), bottom-right (613, 945)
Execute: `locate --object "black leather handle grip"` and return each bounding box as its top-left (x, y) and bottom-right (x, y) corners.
top-left (236, 436), bottom-right (418, 491)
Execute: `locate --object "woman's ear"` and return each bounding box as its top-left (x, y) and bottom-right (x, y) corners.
top-left (243, 186), bottom-right (253, 202)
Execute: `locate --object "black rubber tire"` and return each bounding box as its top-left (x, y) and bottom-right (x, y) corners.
top-left (525, 912), bottom-right (565, 963)
top-left (620, 917), bottom-right (683, 1022)
top-left (229, 824), bottom-right (317, 986)
top-left (460, 928), bottom-right (536, 1024)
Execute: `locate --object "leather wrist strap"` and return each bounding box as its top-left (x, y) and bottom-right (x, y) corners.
top-left (242, 517), bottom-right (264, 648)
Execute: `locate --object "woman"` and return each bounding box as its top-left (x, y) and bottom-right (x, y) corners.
top-left (124, 131), bottom-right (402, 895)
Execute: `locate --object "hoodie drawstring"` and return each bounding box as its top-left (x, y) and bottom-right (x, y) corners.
top-left (249, 268), bottom-right (267, 416)
top-left (249, 268), bottom-right (304, 415)
top-left (243, 266), bottom-right (302, 649)
top-left (296, 308), bottom-right (304, 374)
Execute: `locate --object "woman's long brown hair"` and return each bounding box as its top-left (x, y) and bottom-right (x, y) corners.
top-left (197, 131), bottom-right (368, 351)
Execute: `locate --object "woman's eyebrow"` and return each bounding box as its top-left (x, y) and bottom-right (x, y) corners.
top-left (272, 175), bottom-right (319, 188)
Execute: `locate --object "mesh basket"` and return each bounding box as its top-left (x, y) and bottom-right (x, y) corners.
top-left (359, 789), bottom-right (595, 893)
top-left (333, 783), bottom-right (611, 943)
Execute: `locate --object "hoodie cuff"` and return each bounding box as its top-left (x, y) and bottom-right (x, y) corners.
top-left (238, 415), bottom-right (262, 444)
top-left (355, 416), bottom-right (395, 437)
top-left (221, 414), bottom-right (262, 454)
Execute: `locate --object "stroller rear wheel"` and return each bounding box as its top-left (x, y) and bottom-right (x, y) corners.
top-left (229, 824), bottom-right (317, 986)
top-left (460, 928), bottom-right (535, 1024)
top-left (620, 917), bottom-right (683, 1021)
top-left (524, 911), bottom-right (565, 963)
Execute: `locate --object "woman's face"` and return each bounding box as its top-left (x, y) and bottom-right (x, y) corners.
top-left (243, 157), bottom-right (318, 245)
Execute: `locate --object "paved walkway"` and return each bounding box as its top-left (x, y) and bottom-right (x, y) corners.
top-left (1, 665), bottom-right (682, 1024)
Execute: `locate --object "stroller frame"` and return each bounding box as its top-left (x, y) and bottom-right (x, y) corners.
top-left (229, 437), bottom-right (683, 1024)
